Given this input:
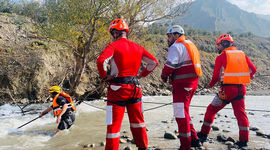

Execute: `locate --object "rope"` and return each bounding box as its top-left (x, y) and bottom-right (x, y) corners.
top-left (143, 101), bottom-right (170, 105)
top-left (80, 100), bottom-right (173, 113)
top-left (144, 102), bottom-right (172, 112)
top-left (145, 101), bottom-right (270, 113)
top-left (76, 76), bottom-right (270, 113)
top-left (257, 74), bottom-right (270, 77)
top-left (82, 101), bottom-right (106, 111)
top-left (17, 117), bottom-right (39, 129)
top-left (80, 99), bottom-right (270, 114)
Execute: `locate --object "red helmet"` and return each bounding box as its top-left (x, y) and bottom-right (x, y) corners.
top-left (216, 34), bottom-right (234, 45)
top-left (109, 19), bottom-right (129, 33)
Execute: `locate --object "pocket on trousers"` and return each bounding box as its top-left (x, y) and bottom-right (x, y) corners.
top-left (106, 105), bottom-right (113, 125)
top-left (110, 85), bottom-right (121, 91)
top-left (211, 95), bottom-right (223, 106)
top-left (173, 102), bottom-right (185, 118)
top-left (184, 87), bottom-right (193, 91)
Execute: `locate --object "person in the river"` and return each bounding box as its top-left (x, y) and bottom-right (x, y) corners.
top-left (39, 86), bottom-right (76, 133)
top-left (197, 34), bottom-right (257, 148)
top-left (161, 25), bottom-right (203, 150)
top-left (97, 18), bottom-right (158, 150)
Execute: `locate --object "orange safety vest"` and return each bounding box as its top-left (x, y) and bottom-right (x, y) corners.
top-left (52, 92), bottom-right (76, 117)
top-left (222, 47), bottom-right (250, 84)
top-left (176, 35), bottom-right (203, 76)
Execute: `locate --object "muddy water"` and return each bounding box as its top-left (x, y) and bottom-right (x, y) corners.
top-left (1, 96), bottom-right (270, 150)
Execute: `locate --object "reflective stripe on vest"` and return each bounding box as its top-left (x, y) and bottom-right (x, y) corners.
top-left (176, 36), bottom-right (203, 76)
top-left (165, 60), bottom-right (193, 68)
top-left (173, 73), bottom-right (197, 80)
top-left (178, 132), bottom-right (191, 138)
top-left (239, 126), bottom-right (249, 131)
top-left (130, 123), bottom-right (145, 128)
top-left (223, 47), bottom-right (250, 84)
top-left (106, 132), bottom-right (120, 138)
top-left (195, 64), bottom-right (201, 68)
top-left (224, 72), bottom-right (250, 76)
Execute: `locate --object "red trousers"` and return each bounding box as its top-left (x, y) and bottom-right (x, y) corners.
top-left (105, 84), bottom-right (147, 150)
top-left (200, 85), bottom-right (249, 142)
top-left (172, 83), bottom-right (198, 150)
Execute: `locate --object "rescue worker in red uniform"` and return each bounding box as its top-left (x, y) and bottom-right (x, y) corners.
top-left (39, 86), bottom-right (76, 133)
top-left (97, 18), bottom-right (158, 150)
top-left (197, 34), bottom-right (257, 148)
top-left (161, 25), bottom-right (203, 150)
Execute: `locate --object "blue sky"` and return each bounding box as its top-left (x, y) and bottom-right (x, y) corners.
top-left (227, 0), bottom-right (270, 15)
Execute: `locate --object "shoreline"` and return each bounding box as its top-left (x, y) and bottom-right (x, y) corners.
top-left (78, 96), bottom-right (270, 150)
top-left (1, 96), bottom-right (270, 150)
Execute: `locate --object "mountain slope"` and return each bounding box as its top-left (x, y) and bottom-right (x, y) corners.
top-left (257, 14), bottom-right (270, 21)
top-left (175, 0), bottom-right (270, 37)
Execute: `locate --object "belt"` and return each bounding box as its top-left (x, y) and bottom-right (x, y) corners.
top-left (109, 76), bottom-right (139, 85)
top-left (107, 98), bottom-right (142, 107)
top-left (221, 83), bottom-right (242, 86)
top-left (219, 84), bottom-right (244, 104)
top-left (172, 73), bottom-right (197, 81)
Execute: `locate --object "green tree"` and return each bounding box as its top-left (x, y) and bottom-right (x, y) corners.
top-left (19, 1), bottom-right (48, 24)
top-left (0, 0), bottom-right (13, 13)
top-left (42, 0), bottom-right (192, 96)
top-left (43, 0), bottom-right (112, 95)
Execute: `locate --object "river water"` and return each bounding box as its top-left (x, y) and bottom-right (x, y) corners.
top-left (0, 95), bottom-right (270, 150)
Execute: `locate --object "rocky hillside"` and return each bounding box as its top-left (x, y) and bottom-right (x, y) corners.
top-left (1, 13), bottom-right (270, 105)
top-left (0, 13), bottom-right (74, 104)
top-left (168, 0), bottom-right (270, 37)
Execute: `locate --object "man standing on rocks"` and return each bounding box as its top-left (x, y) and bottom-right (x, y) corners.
top-left (39, 86), bottom-right (76, 133)
top-left (197, 34), bottom-right (257, 148)
top-left (97, 18), bottom-right (158, 150)
top-left (161, 25), bottom-right (203, 150)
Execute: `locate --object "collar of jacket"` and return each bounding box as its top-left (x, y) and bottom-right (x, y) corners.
top-left (175, 35), bottom-right (186, 43)
top-left (222, 46), bottom-right (238, 54)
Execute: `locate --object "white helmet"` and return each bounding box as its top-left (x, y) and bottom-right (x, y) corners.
top-left (167, 25), bottom-right (185, 35)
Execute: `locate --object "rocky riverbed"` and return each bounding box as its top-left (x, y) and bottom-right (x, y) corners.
top-left (2, 96), bottom-right (269, 150)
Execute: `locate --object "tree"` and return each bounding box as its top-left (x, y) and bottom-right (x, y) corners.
top-left (19, 1), bottom-right (48, 24)
top-left (42, 0), bottom-right (192, 96)
top-left (0, 0), bottom-right (13, 13)
top-left (43, 0), bottom-right (112, 96)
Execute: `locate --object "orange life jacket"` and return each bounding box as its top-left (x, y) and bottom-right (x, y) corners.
top-left (52, 92), bottom-right (76, 117)
top-left (176, 35), bottom-right (203, 77)
top-left (222, 47), bottom-right (250, 84)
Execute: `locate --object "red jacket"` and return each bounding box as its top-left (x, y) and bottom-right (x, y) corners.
top-left (208, 46), bottom-right (257, 87)
top-left (97, 38), bottom-right (158, 79)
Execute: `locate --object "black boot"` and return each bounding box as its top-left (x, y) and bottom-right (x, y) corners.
top-left (138, 148), bottom-right (146, 150)
top-left (235, 141), bottom-right (248, 148)
top-left (197, 132), bottom-right (208, 143)
top-left (191, 139), bottom-right (202, 147)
